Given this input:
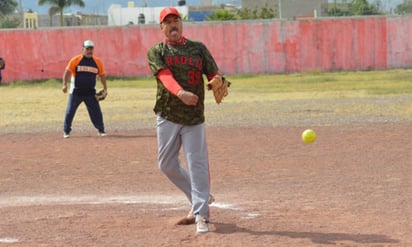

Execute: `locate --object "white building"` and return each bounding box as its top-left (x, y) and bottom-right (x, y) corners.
top-left (108, 2), bottom-right (189, 26)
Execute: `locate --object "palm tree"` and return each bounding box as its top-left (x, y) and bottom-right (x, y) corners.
top-left (38, 0), bottom-right (85, 27)
top-left (48, 6), bottom-right (59, 27)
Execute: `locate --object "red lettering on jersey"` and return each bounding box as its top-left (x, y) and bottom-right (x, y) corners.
top-left (181, 56), bottom-right (187, 65)
top-left (174, 56), bottom-right (180, 65)
top-left (187, 71), bottom-right (201, 85)
top-left (165, 57), bottom-right (173, 66)
top-left (195, 60), bottom-right (203, 71)
top-left (165, 55), bottom-right (202, 71)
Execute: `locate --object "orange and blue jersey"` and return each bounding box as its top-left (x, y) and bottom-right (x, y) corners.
top-left (66, 54), bottom-right (105, 96)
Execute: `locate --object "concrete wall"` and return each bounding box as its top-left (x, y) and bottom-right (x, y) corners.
top-left (241, 0), bottom-right (328, 18)
top-left (282, 0), bottom-right (328, 18)
top-left (0, 16), bottom-right (411, 83)
top-left (242, 0), bottom-right (275, 10)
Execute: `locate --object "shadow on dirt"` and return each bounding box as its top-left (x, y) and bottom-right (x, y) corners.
top-left (213, 222), bottom-right (399, 245)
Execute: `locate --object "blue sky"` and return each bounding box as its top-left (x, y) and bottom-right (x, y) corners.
top-left (23, 0), bottom-right (402, 15)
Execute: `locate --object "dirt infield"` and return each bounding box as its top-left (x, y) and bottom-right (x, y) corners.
top-left (1, 122), bottom-right (412, 246)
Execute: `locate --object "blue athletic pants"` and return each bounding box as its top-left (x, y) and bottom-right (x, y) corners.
top-left (64, 94), bottom-right (105, 133)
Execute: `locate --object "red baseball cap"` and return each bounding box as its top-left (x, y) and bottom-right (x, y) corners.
top-left (159, 7), bottom-right (181, 23)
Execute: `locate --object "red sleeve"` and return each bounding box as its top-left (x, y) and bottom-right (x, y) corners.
top-left (206, 72), bottom-right (219, 81)
top-left (157, 69), bottom-right (183, 96)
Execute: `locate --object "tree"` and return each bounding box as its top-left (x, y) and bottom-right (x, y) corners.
top-left (48, 6), bottom-right (59, 26)
top-left (0, 0), bottom-right (19, 28)
top-left (38, 0), bottom-right (85, 27)
top-left (328, 0), bottom-right (351, 16)
top-left (0, 15), bottom-right (20, 28)
top-left (259, 6), bottom-right (276, 19)
top-left (206, 9), bottom-right (238, 21)
top-left (235, 4), bottom-right (276, 20)
top-left (350, 0), bottom-right (379, 15)
top-left (236, 8), bottom-right (258, 20)
top-left (328, 7), bottom-right (351, 16)
top-left (207, 5), bottom-right (276, 21)
top-left (0, 0), bottom-right (17, 16)
top-left (395, 0), bottom-right (412, 14)
top-left (330, 0), bottom-right (381, 16)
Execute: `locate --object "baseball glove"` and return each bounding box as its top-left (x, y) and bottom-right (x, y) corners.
top-left (95, 89), bottom-right (107, 101)
top-left (207, 75), bottom-right (231, 104)
top-left (0, 59), bottom-right (4, 69)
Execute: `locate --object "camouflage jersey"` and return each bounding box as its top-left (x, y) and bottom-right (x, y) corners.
top-left (147, 39), bottom-right (219, 126)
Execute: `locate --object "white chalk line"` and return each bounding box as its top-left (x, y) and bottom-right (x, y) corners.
top-left (0, 195), bottom-right (184, 207)
top-left (0, 195), bottom-right (244, 211)
top-left (0, 237), bottom-right (19, 243)
top-left (0, 195), bottom-right (260, 244)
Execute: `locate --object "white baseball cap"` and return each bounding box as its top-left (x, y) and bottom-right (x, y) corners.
top-left (83, 40), bottom-right (94, 48)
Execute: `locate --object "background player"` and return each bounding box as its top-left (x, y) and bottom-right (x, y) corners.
top-left (147, 7), bottom-right (222, 234)
top-left (62, 40), bottom-right (107, 138)
top-left (0, 56), bottom-right (5, 84)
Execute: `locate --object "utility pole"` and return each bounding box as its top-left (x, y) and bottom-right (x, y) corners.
top-left (278, 0), bottom-right (282, 19)
top-left (18, 0), bottom-right (23, 12)
top-left (18, 0), bottom-right (24, 28)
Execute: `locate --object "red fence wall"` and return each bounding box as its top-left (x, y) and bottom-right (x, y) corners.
top-left (0, 16), bottom-right (411, 82)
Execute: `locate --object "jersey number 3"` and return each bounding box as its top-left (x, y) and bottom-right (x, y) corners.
top-left (187, 71), bottom-right (201, 85)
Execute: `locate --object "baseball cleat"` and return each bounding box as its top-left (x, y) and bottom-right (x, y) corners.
top-left (195, 215), bottom-right (209, 234)
top-left (175, 193), bottom-right (215, 225)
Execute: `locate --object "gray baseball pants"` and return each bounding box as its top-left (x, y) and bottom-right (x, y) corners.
top-left (156, 116), bottom-right (210, 218)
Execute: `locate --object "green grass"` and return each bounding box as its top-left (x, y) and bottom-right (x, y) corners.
top-left (1, 69), bottom-right (412, 133)
top-left (5, 69), bottom-right (411, 94)
top-left (229, 70), bottom-right (412, 94)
